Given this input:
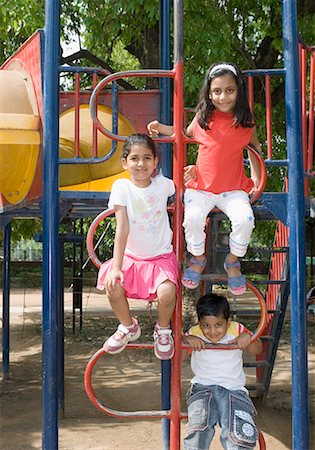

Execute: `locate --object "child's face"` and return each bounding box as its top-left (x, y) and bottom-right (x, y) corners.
top-left (199, 314), bottom-right (230, 343)
top-left (122, 144), bottom-right (158, 188)
top-left (209, 73), bottom-right (238, 114)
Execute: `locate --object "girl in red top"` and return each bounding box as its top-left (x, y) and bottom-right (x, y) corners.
top-left (147, 62), bottom-right (262, 295)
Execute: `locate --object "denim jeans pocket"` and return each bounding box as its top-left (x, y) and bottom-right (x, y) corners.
top-left (186, 386), bottom-right (211, 436)
top-left (228, 391), bottom-right (258, 448)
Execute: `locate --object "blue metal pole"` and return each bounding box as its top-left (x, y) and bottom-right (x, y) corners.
top-left (160, 2), bottom-right (172, 449)
top-left (58, 239), bottom-right (64, 418)
top-left (2, 222), bottom-right (11, 380)
top-left (161, 360), bottom-right (171, 450)
top-left (282, 2), bottom-right (309, 449)
top-left (160, 0), bottom-right (172, 178)
top-left (112, 80), bottom-right (118, 149)
top-left (42, 0), bottom-right (60, 448)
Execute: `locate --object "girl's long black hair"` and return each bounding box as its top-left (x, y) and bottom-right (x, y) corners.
top-left (196, 62), bottom-right (254, 130)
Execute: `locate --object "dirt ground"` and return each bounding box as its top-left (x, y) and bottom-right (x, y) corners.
top-left (1, 289), bottom-right (315, 450)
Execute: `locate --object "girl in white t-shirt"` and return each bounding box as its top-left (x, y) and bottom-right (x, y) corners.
top-left (97, 133), bottom-right (178, 360)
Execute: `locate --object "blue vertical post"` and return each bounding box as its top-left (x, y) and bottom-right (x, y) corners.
top-left (2, 222), bottom-right (11, 380)
top-left (282, 2), bottom-right (309, 449)
top-left (160, 0), bottom-right (172, 178)
top-left (58, 239), bottom-right (65, 417)
top-left (160, 2), bottom-right (172, 450)
top-left (112, 80), bottom-right (118, 146)
top-left (42, 0), bottom-right (60, 448)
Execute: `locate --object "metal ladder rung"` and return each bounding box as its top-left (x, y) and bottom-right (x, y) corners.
top-left (260, 335), bottom-right (275, 342)
top-left (247, 383), bottom-right (265, 393)
top-left (230, 309), bottom-right (279, 317)
top-left (244, 360), bottom-right (270, 368)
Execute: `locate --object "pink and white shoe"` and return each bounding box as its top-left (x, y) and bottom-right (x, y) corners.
top-left (153, 324), bottom-right (174, 360)
top-left (103, 318), bottom-right (141, 354)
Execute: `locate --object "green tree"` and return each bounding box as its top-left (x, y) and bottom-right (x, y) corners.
top-left (0, 0), bottom-right (44, 63)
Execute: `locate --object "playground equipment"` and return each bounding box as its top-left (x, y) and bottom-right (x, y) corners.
top-left (1, 0), bottom-right (314, 449)
top-left (59, 104), bottom-right (134, 191)
top-left (84, 346), bottom-right (267, 450)
top-left (0, 32), bottom-right (159, 212)
top-left (84, 160), bottom-right (268, 446)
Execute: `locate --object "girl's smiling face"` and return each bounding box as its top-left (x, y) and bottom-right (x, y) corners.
top-left (199, 314), bottom-right (230, 343)
top-left (209, 73), bottom-right (238, 113)
top-left (122, 144), bottom-right (158, 188)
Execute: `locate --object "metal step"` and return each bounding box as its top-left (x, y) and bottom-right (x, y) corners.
top-left (244, 360), bottom-right (270, 368)
top-left (259, 335), bottom-right (275, 343)
top-left (200, 273), bottom-right (287, 286)
top-left (215, 245), bottom-right (289, 254)
top-left (230, 309), bottom-right (280, 317)
top-left (247, 383), bottom-right (266, 395)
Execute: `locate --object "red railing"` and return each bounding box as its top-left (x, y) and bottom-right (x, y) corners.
top-left (299, 41), bottom-right (315, 192)
top-left (59, 67), bottom-right (111, 159)
top-left (266, 219), bottom-right (289, 324)
top-left (246, 70), bottom-right (285, 161)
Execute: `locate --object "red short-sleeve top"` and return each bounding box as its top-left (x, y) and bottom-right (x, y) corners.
top-left (186, 110), bottom-right (254, 194)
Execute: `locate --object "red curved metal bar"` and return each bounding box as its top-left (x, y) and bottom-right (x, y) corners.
top-left (87, 210), bottom-right (267, 342)
top-left (86, 209), bottom-right (115, 269)
top-left (85, 334), bottom-right (267, 424)
top-left (84, 346), bottom-right (170, 419)
top-left (245, 144), bottom-right (267, 204)
top-left (86, 205), bottom-right (175, 269)
top-left (201, 278), bottom-right (267, 343)
top-left (89, 69), bottom-right (175, 142)
top-left (86, 147), bottom-right (266, 269)
top-left (245, 280), bottom-right (268, 342)
top-left (87, 212), bottom-right (267, 341)
top-left (258, 430), bottom-right (267, 450)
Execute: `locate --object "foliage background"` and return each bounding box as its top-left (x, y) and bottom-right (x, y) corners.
top-left (0, 1), bottom-right (314, 249)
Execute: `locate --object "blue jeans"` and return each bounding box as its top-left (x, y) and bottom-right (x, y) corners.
top-left (184, 384), bottom-right (258, 450)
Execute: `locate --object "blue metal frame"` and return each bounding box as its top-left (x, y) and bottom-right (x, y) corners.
top-left (42, 0), bottom-right (61, 448)
top-left (36, 1), bottom-right (309, 449)
top-left (59, 67), bottom-right (119, 165)
top-left (2, 222), bottom-right (11, 380)
top-left (159, 3), bottom-right (172, 449)
top-left (282, 1), bottom-right (309, 449)
top-left (58, 240), bottom-right (65, 418)
top-left (160, 0), bottom-right (172, 179)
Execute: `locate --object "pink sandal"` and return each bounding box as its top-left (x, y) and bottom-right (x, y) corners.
top-left (223, 259), bottom-right (246, 296)
top-left (182, 257), bottom-right (207, 289)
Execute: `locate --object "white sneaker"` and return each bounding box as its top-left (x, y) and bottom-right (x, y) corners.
top-left (153, 324), bottom-right (174, 360)
top-left (103, 318), bottom-right (141, 354)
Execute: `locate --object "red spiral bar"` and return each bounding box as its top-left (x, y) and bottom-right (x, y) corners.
top-left (84, 346), bottom-right (170, 419)
top-left (86, 209), bottom-right (115, 269)
top-left (246, 144), bottom-right (267, 204)
top-left (84, 345), bottom-right (266, 448)
top-left (85, 279), bottom-right (267, 417)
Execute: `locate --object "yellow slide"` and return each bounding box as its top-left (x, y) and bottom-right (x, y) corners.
top-left (59, 104), bottom-right (135, 192)
top-left (0, 72), bottom-right (135, 204)
top-left (0, 70), bottom-right (40, 205)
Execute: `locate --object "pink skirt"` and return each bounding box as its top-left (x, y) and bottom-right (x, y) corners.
top-left (97, 252), bottom-right (178, 301)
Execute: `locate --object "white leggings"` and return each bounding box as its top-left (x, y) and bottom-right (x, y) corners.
top-left (183, 189), bottom-right (255, 258)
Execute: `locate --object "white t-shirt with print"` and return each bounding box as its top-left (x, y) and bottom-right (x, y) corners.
top-left (188, 321), bottom-right (248, 392)
top-left (108, 173), bottom-right (175, 258)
